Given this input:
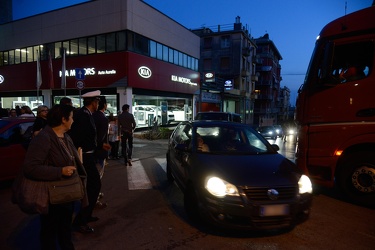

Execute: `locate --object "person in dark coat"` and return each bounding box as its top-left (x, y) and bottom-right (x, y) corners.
top-left (118, 104), bottom-right (136, 166)
top-left (69, 90), bottom-right (104, 233)
top-left (92, 96), bottom-right (111, 178)
top-left (23, 104), bottom-right (87, 250)
top-left (92, 96), bottom-right (111, 205)
top-left (32, 105), bottom-right (49, 137)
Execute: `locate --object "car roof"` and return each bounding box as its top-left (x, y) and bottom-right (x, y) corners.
top-left (0, 117), bottom-right (35, 122)
top-left (180, 120), bottom-right (246, 127)
top-left (0, 117), bottom-right (35, 131)
top-left (196, 111), bottom-right (240, 115)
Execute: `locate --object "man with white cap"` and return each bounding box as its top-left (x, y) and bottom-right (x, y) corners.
top-left (69, 90), bottom-right (105, 233)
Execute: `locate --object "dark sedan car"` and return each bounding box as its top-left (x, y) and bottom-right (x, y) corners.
top-left (0, 117), bottom-right (35, 181)
top-left (257, 125), bottom-right (277, 140)
top-left (195, 112), bottom-right (242, 123)
top-left (166, 121), bottom-right (312, 231)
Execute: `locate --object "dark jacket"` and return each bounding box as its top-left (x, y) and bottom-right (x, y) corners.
top-left (118, 111), bottom-right (136, 133)
top-left (93, 110), bottom-right (109, 159)
top-left (69, 106), bottom-right (97, 152)
top-left (23, 125), bottom-right (88, 206)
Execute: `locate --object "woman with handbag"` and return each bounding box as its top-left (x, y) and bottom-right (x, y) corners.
top-left (22, 104), bottom-right (88, 250)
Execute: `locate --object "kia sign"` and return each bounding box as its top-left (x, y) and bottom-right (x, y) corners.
top-left (138, 66), bottom-right (152, 78)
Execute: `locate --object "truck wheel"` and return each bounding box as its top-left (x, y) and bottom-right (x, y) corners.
top-left (337, 151), bottom-right (375, 207)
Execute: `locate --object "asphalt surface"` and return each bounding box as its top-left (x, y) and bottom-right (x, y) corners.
top-left (2, 134), bottom-right (374, 250)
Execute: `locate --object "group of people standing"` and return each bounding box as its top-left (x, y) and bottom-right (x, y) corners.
top-left (19, 90), bottom-right (136, 249)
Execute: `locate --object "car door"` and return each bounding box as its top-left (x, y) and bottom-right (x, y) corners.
top-left (0, 121), bottom-right (34, 181)
top-left (170, 123), bottom-right (192, 188)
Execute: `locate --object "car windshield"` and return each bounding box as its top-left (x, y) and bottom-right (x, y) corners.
top-left (259, 126), bottom-right (274, 132)
top-left (194, 125), bottom-right (275, 155)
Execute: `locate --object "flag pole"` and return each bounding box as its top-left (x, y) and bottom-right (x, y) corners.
top-left (36, 49), bottom-right (42, 106)
top-left (61, 48), bottom-right (66, 96)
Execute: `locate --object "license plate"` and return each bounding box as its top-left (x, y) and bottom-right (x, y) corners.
top-left (260, 204), bottom-right (289, 216)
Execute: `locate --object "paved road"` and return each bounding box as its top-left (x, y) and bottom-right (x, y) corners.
top-left (1, 136), bottom-right (374, 250)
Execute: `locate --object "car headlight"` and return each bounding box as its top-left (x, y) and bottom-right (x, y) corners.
top-left (298, 174), bottom-right (313, 194)
top-left (288, 129), bottom-right (295, 135)
top-left (205, 177), bottom-right (239, 197)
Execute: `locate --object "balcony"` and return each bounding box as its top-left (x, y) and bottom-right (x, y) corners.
top-left (241, 69), bottom-right (250, 77)
top-left (252, 55), bottom-right (262, 64)
top-left (242, 47), bottom-right (251, 56)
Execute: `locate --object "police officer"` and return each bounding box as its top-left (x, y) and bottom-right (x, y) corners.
top-left (69, 90), bottom-right (106, 233)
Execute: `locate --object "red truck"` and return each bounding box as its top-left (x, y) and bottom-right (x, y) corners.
top-left (295, 5), bottom-right (375, 207)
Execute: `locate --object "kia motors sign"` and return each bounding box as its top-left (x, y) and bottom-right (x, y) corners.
top-left (138, 66), bottom-right (152, 78)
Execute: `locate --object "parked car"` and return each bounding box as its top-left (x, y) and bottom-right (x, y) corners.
top-left (257, 126), bottom-right (277, 139)
top-left (133, 105), bottom-right (175, 126)
top-left (0, 117), bottom-right (35, 181)
top-left (166, 121), bottom-right (313, 231)
top-left (195, 112), bottom-right (242, 123)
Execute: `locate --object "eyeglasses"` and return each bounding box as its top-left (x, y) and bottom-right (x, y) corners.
top-left (41, 110), bottom-right (48, 112)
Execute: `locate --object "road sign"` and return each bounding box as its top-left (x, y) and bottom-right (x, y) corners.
top-left (76, 80), bottom-right (85, 90)
top-left (75, 68), bottom-right (85, 80)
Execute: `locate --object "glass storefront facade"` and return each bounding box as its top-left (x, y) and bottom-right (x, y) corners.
top-left (133, 94), bottom-right (192, 127)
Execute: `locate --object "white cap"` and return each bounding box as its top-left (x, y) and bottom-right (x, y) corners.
top-left (81, 90), bottom-right (101, 98)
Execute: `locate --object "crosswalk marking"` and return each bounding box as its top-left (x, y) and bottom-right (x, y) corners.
top-left (127, 158), bottom-right (153, 190)
top-left (126, 158), bottom-right (167, 190)
top-left (155, 158), bottom-right (166, 172)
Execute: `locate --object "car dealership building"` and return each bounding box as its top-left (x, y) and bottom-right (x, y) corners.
top-left (0, 0), bottom-right (200, 126)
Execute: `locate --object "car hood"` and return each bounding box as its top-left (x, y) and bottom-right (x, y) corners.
top-left (190, 153), bottom-right (300, 187)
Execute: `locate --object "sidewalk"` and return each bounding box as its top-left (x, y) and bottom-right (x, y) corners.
top-left (1, 137), bottom-right (169, 250)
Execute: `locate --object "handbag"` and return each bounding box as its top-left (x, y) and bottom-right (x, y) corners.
top-left (11, 173), bottom-right (49, 214)
top-left (48, 172), bottom-right (84, 204)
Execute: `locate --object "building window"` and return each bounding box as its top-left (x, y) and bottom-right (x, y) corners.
top-left (97, 35), bottom-right (106, 53)
top-left (168, 48), bottom-right (174, 63)
top-left (220, 57), bottom-right (230, 70)
top-left (19, 48), bottom-right (27, 63)
top-left (26, 47), bottom-right (33, 62)
top-left (78, 38), bottom-right (87, 55)
top-left (106, 33), bottom-right (116, 52)
top-left (150, 40), bottom-right (156, 58)
top-left (156, 43), bottom-right (162, 60)
top-left (221, 35), bottom-right (230, 48)
top-left (203, 58), bottom-right (212, 71)
top-left (203, 37), bottom-right (212, 49)
top-left (70, 39), bottom-right (79, 56)
top-left (2, 51), bottom-right (9, 66)
top-left (0, 30), bottom-right (198, 72)
top-left (132, 33), bottom-right (149, 55)
top-left (173, 50), bottom-right (179, 64)
top-left (163, 45), bottom-right (169, 62)
top-left (14, 49), bottom-right (21, 64)
top-left (116, 31), bottom-right (126, 51)
top-left (88, 37), bottom-right (96, 54)
top-left (178, 51), bottom-right (183, 66)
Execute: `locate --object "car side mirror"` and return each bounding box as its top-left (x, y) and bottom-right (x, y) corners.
top-left (271, 144), bottom-right (280, 151)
